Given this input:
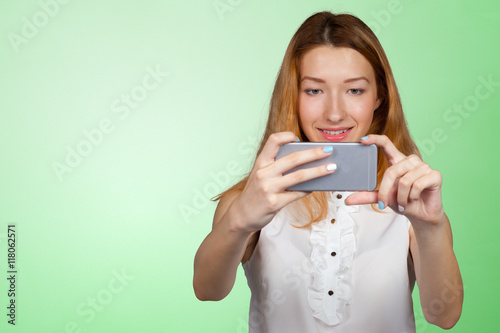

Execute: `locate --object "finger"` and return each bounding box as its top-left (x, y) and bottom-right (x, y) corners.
top-left (378, 154), bottom-right (423, 209)
top-left (272, 145), bottom-right (334, 176)
top-left (397, 162), bottom-right (433, 208)
top-left (278, 161), bottom-right (337, 190)
top-left (255, 132), bottom-right (298, 168)
top-left (280, 189), bottom-right (312, 204)
top-left (408, 170), bottom-right (442, 201)
top-left (361, 134), bottom-right (406, 165)
top-left (345, 191), bottom-right (379, 206)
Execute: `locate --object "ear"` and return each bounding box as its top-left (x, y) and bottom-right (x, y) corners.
top-left (374, 97), bottom-right (382, 111)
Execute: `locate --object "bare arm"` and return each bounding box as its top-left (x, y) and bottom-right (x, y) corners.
top-left (193, 192), bottom-right (256, 301)
top-left (409, 215), bottom-right (463, 328)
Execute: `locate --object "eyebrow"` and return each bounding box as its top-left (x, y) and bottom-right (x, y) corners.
top-left (343, 76), bottom-right (370, 83)
top-left (300, 76), bottom-right (325, 83)
top-left (300, 76), bottom-right (370, 84)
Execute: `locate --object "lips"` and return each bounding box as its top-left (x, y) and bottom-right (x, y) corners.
top-left (318, 127), bottom-right (352, 141)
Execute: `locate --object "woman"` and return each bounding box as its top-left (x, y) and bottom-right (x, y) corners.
top-left (193, 12), bottom-right (463, 332)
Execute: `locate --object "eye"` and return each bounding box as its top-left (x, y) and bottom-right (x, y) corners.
top-left (348, 88), bottom-right (364, 95)
top-left (305, 89), bottom-right (322, 95)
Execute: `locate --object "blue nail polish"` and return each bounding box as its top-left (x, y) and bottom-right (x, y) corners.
top-left (378, 201), bottom-right (385, 210)
top-left (296, 137), bottom-right (300, 142)
top-left (323, 146), bottom-right (333, 153)
top-left (361, 136), bottom-right (369, 140)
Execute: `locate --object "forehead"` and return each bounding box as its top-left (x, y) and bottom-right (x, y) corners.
top-left (299, 45), bottom-right (376, 81)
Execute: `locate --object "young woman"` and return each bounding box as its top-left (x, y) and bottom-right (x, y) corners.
top-left (194, 12), bottom-right (463, 332)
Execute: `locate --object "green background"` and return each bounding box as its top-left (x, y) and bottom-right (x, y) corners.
top-left (1, 0), bottom-right (499, 332)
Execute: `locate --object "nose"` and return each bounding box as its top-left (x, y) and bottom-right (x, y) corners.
top-left (323, 92), bottom-right (346, 123)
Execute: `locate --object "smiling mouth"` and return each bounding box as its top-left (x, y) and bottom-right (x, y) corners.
top-left (321, 128), bottom-right (352, 135)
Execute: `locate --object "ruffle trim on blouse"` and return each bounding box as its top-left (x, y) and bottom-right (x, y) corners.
top-left (308, 195), bottom-right (358, 326)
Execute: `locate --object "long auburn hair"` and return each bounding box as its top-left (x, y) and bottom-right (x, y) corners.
top-left (214, 12), bottom-right (419, 226)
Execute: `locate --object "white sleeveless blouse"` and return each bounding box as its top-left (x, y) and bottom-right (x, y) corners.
top-left (243, 192), bottom-right (416, 333)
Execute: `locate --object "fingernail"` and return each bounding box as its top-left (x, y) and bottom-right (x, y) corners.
top-left (326, 163), bottom-right (337, 171)
top-left (378, 201), bottom-right (385, 210)
top-left (323, 146), bottom-right (333, 153)
top-left (361, 136), bottom-right (369, 140)
top-left (398, 205), bottom-right (405, 213)
top-left (296, 136), bottom-right (300, 142)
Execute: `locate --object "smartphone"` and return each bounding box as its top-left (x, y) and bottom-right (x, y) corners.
top-left (275, 142), bottom-right (377, 191)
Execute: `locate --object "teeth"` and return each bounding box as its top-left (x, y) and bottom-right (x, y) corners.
top-left (323, 128), bottom-right (349, 135)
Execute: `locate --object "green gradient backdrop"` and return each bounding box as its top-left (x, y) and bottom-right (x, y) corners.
top-left (1, 0), bottom-right (499, 332)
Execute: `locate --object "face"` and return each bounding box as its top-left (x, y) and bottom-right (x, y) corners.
top-left (298, 46), bottom-right (381, 142)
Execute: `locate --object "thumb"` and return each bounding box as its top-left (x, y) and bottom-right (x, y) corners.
top-left (345, 191), bottom-right (379, 206)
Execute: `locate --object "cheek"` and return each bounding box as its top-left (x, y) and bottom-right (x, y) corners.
top-left (362, 112), bottom-right (375, 130)
top-left (298, 97), bottom-right (314, 128)
top-left (298, 95), bottom-right (324, 120)
top-left (347, 98), bottom-right (376, 127)
top-left (348, 110), bottom-right (374, 136)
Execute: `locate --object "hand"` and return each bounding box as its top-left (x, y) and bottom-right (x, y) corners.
top-left (231, 132), bottom-right (337, 233)
top-left (345, 135), bottom-right (445, 226)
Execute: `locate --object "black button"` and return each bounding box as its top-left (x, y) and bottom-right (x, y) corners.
top-left (331, 252), bottom-right (336, 257)
top-left (328, 290), bottom-right (334, 296)
top-left (337, 193), bottom-right (342, 199)
top-left (330, 218), bottom-right (335, 224)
